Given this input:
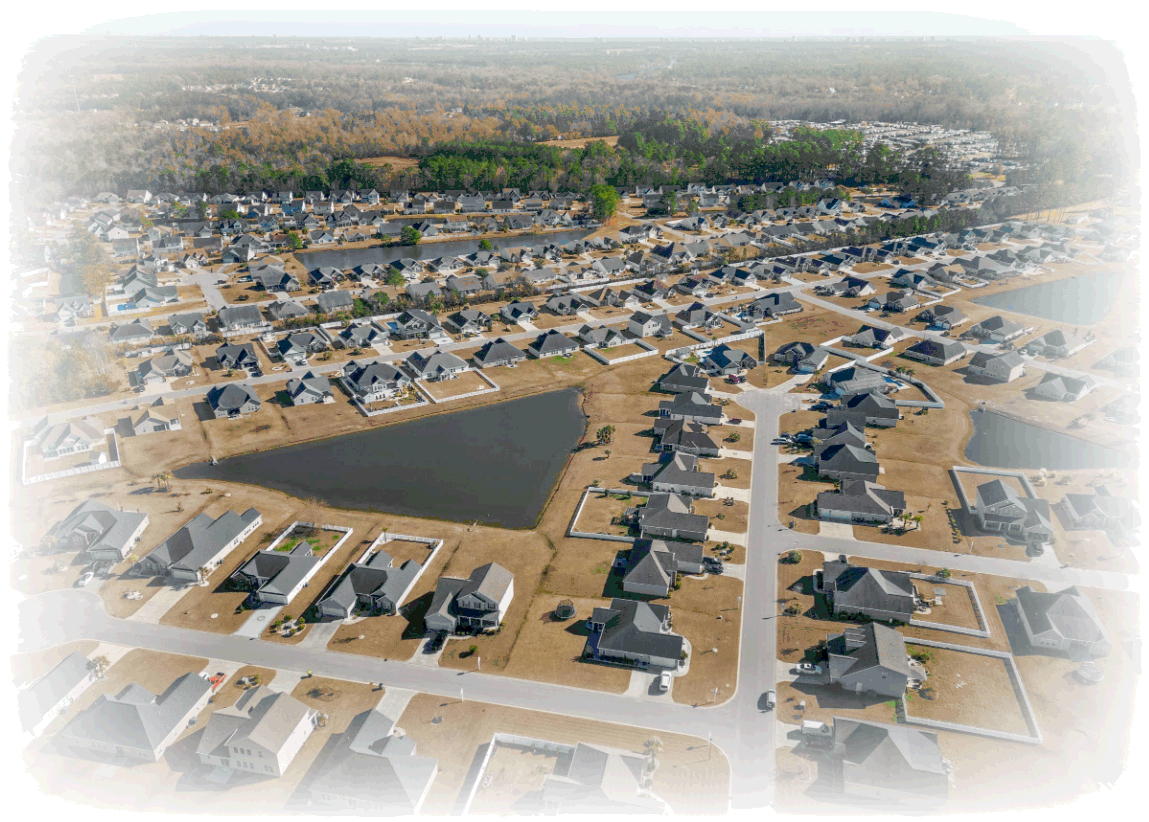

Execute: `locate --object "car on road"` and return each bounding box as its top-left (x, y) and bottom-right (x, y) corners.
top-left (761, 689), bottom-right (776, 711)
top-left (657, 671), bottom-right (671, 692)
top-left (75, 571), bottom-right (94, 587)
top-left (424, 631), bottom-right (447, 653)
top-left (796, 662), bottom-right (822, 675)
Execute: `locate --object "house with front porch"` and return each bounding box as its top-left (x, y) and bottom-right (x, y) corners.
top-left (972, 479), bottom-right (1054, 547)
top-left (195, 686), bottom-right (319, 778)
top-left (44, 500), bottom-right (149, 562)
top-left (341, 359), bottom-right (411, 402)
top-left (424, 563), bottom-right (514, 634)
top-left (1011, 586), bottom-right (1112, 658)
top-left (619, 539), bottom-right (706, 598)
top-left (317, 547), bottom-right (421, 618)
top-left (626, 493), bottom-right (709, 542)
top-left (635, 452), bottom-right (716, 497)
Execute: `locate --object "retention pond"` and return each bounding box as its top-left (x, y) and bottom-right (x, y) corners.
top-left (970, 270), bottom-right (1130, 326)
top-left (964, 409), bottom-right (1133, 471)
top-left (174, 389), bottom-right (587, 528)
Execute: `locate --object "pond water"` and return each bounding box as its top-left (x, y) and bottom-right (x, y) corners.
top-left (298, 228), bottom-right (593, 271)
top-left (174, 388), bottom-right (587, 528)
top-left (970, 270), bottom-right (1131, 325)
top-left (964, 410), bottom-right (1133, 471)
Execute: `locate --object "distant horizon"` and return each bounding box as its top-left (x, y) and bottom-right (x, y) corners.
top-left (78, 10), bottom-right (1031, 39)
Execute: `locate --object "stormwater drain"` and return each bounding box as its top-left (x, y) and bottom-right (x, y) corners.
top-left (257, 616), bottom-right (266, 622)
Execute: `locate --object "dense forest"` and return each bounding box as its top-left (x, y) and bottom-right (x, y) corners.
top-left (10, 36), bottom-right (1138, 208)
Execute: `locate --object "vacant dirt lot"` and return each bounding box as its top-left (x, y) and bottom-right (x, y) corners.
top-left (903, 643), bottom-right (1031, 736)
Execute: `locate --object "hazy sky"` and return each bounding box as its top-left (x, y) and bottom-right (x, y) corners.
top-left (80, 10), bottom-right (1030, 38)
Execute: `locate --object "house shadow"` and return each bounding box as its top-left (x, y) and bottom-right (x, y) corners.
top-left (787, 503), bottom-right (818, 524)
top-left (192, 401), bottom-right (216, 423)
top-left (283, 726), bottom-right (348, 810)
top-left (789, 681), bottom-right (893, 710)
top-left (798, 466), bottom-right (835, 483)
top-left (400, 591), bottom-right (433, 640)
top-left (563, 619), bottom-right (593, 638)
top-left (954, 367), bottom-right (1001, 387)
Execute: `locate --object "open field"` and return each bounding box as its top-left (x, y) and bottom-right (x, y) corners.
top-left (419, 370), bottom-right (492, 400)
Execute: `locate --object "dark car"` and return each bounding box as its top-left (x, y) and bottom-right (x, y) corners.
top-left (424, 631), bottom-right (447, 653)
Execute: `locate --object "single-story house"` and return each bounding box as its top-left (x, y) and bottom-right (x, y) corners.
top-left (132, 508), bottom-right (262, 582)
top-left (585, 598), bottom-right (685, 670)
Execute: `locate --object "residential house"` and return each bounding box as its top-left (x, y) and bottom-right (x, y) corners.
top-left (826, 367), bottom-right (892, 398)
top-left (675, 302), bottom-right (722, 332)
top-left (308, 708), bottom-right (439, 813)
top-left (774, 341), bottom-right (829, 373)
top-left (658, 391), bottom-right (723, 425)
top-left (528, 330), bottom-right (580, 359)
top-left (44, 500), bottom-right (149, 562)
top-left (276, 331), bottom-right (328, 365)
top-left (627, 493), bottom-right (709, 542)
top-left (1011, 586), bottom-right (1113, 658)
top-left (316, 290), bottom-right (355, 315)
top-left (830, 718), bottom-right (950, 803)
top-left (232, 539), bottom-right (335, 606)
top-left (137, 349), bottom-right (195, 386)
top-left (966, 351), bottom-right (1025, 382)
top-left (206, 383), bottom-right (262, 418)
top-left (744, 292), bottom-right (802, 320)
top-left (341, 323), bottom-right (386, 349)
top-left (578, 324), bottom-right (627, 349)
top-left (1033, 373), bottom-right (1096, 402)
top-left (472, 338), bottom-right (529, 369)
top-left (17, 651), bottom-right (100, 737)
top-left (109, 318), bottom-right (157, 344)
top-left (544, 294), bottom-right (588, 317)
top-left (636, 452), bottom-right (716, 497)
top-left (541, 741), bottom-right (668, 814)
top-left (1023, 329), bottom-right (1092, 359)
top-left (28, 415), bottom-right (107, 460)
top-left (59, 673), bottom-right (214, 762)
top-left (701, 344), bottom-right (758, 376)
top-left (810, 421), bottom-right (868, 457)
top-left (968, 315), bottom-right (1025, 343)
top-left (619, 539), bottom-right (706, 598)
top-left (627, 311), bottom-right (674, 339)
top-left (267, 300), bottom-right (311, 322)
top-left (816, 557), bottom-right (915, 621)
top-left (217, 304), bottom-right (266, 333)
top-left (341, 360), bottom-right (411, 403)
top-left (390, 308), bottom-right (447, 341)
top-left (216, 343), bottom-right (259, 371)
top-left (847, 325), bottom-right (906, 349)
top-left (903, 339), bottom-right (967, 366)
top-left (424, 563), bottom-right (515, 634)
top-left (501, 301), bottom-right (538, 324)
top-left (972, 479), bottom-right (1054, 546)
top-left (406, 348), bottom-right (469, 381)
top-left (167, 312), bottom-right (209, 338)
top-left (585, 598), bottom-right (685, 670)
top-left (818, 444), bottom-right (880, 482)
top-left (654, 419), bottom-right (720, 458)
top-left (817, 481), bottom-right (906, 526)
top-left (445, 309), bottom-right (492, 336)
top-left (1058, 487), bottom-right (1140, 539)
top-left (196, 687), bottom-right (319, 777)
top-left (658, 363), bottom-right (712, 395)
top-left (916, 304), bottom-right (967, 329)
top-left (829, 391), bottom-right (900, 427)
top-left (286, 372), bottom-right (335, 405)
top-left (825, 623), bottom-right (913, 699)
top-left (318, 547), bottom-right (421, 618)
top-left (133, 508), bottom-right (262, 582)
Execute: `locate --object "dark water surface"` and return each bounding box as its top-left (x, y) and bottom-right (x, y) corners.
top-left (298, 229), bottom-right (593, 270)
top-left (970, 270), bottom-right (1130, 325)
top-left (175, 389), bottom-right (587, 528)
top-left (964, 410), bottom-right (1133, 471)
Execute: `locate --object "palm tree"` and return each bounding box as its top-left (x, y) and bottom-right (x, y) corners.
top-left (88, 655), bottom-right (111, 679)
top-left (153, 471), bottom-right (173, 493)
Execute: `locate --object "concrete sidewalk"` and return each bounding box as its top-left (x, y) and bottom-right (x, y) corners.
top-left (125, 583), bottom-right (196, 625)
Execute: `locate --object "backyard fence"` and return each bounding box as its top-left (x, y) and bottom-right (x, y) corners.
top-left (22, 433), bottom-right (122, 485)
top-left (583, 340), bottom-right (658, 366)
top-left (567, 487), bottom-right (641, 543)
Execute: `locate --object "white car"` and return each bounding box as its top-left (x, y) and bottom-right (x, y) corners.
top-left (657, 671), bottom-right (671, 692)
top-left (797, 662), bottom-right (822, 675)
top-left (76, 571), bottom-right (95, 587)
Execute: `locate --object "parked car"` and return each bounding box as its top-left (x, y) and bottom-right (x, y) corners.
top-left (796, 662), bottom-right (823, 675)
top-left (657, 671), bottom-right (671, 692)
top-left (424, 631), bottom-right (447, 653)
top-left (728, 418), bottom-right (742, 424)
top-left (75, 571), bottom-right (94, 587)
top-left (762, 689), bottom-right (776, 711)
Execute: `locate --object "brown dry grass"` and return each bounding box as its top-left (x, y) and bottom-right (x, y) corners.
top-left (903, 644), bottom-right (1030, 736)
top-left (397, 692), bottom-right (729, 816)
top-left (419, 371), bottom-right (492, 400)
